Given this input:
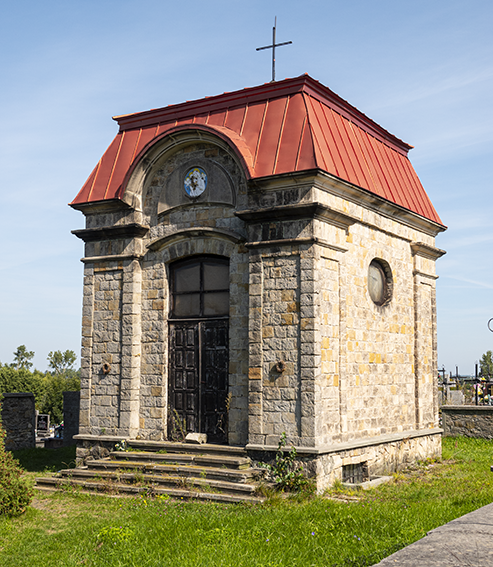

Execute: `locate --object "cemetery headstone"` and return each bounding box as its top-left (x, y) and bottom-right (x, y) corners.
top-left (448, 390), bottom-right (464, 405)
top-left (36, 414), bottom-right (50, 437)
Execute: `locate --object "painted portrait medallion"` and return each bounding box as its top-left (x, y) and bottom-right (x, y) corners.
top-left (184, 167), bottom-right (207, 198)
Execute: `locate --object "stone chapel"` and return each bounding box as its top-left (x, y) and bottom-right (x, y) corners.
top-left (71, 74), bottom-right (446, 489)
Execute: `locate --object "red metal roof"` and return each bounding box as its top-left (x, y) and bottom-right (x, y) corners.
top-left (71, 74), bottom-right (443, 225)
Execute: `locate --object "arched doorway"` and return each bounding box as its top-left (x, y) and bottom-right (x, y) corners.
top-left (168, 256), bottom-right (229, 444)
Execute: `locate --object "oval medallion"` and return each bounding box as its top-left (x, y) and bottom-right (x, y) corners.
top-left (184, 167), bottom-right (207, 198)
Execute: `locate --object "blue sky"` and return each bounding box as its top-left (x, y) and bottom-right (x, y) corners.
top-left (0, 0), bottom-right (491, 374)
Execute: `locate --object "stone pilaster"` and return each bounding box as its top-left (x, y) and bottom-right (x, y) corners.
top-left (411, 242), bottom-right (445, 429)
top-left (247, 250), bottom-right (263, 444)
top-left (120, 258), bottom-right (142, 437)
top-left (79, 263), bottom-right (94, 434)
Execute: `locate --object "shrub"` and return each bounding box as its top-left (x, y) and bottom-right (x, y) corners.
top-left (262, 432), bottom-right (311, 492)
top-left (0, 399), bottom-right (33, 515)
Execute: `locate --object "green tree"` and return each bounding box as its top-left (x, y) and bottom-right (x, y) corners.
top-left (47, 350), bottom-right (77, 377)
top-left (39, 375), bottom-right (80, 424)
top-left (480, 350), bottom-right (493, 377)
top-left (12, 346), bottom-right (34, 371)
top-left (0, 366), bottom-right (46, 406)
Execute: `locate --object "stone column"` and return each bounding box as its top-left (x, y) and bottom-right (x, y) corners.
top-left (411, 242), bottom-right (445, 430)
top-left (299, 247), bottom-right (317, 446)
top-left (79, 263), bottom-right (94, 434)
top-left (119, 258), bottom-right (142, 437)
top-left (247, 250), bottom-right (263, 444)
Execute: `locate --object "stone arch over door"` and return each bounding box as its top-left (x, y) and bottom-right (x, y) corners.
top-left (130, 126), bottom-right (250, 445)
top-left (143, 231), bottom-right (248, 445)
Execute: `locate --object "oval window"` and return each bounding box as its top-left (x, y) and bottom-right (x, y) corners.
top-left (368, 259), bottom-right (393, 306)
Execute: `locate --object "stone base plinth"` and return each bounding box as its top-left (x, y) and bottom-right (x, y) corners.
top-left (248, 428), bottom-right (442, 493)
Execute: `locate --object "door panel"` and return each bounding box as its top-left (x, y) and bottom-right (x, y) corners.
top-left (202, 320), bottom-right (229, 443)
top-left (168, 319), bottom-right (229, 444)
top-left (168, 256), bottom-right (229, 444)
top-left (169, 322), bottom-right (199, 436)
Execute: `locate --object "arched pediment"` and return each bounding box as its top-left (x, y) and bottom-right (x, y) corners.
top-left (120, 126), bottom-right (251, 212)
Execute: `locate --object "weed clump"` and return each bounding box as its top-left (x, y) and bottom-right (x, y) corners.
top-left (262, 432), bottom-right (312, 492)
top-left (0, 410), bottom-right (33, 515)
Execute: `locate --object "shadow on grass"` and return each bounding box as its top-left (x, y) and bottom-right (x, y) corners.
top-left (11, 445), bottom-right (77, 473)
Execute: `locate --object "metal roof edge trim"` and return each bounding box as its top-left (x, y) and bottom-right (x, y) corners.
top-left (112, 75), bottom-right (412, 155)
top-left (113, 76), bottom-right (310, 130)
top-left (300, 82), bottom-right (412, 156)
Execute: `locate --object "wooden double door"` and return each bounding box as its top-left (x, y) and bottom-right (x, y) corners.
top-left (168, 257), bottom-right (229, 444)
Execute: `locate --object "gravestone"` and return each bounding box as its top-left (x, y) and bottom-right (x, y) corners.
top-left (36, 413), bottom-right (50, 436)
top-left (448, 390), bottom-right (464, 405)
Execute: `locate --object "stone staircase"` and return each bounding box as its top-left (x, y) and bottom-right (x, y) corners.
top-left (35, 441), bottom-right (266, 504)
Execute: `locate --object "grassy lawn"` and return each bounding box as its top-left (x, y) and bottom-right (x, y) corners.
top-left (0, 436), bottom-right (492, 567)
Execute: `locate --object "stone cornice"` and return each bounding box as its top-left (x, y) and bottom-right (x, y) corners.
top-left (69, 198), bottom-right (132, 214)
top-left (245, 236), bottom-right (347, 252)
top-left (249, 169), bottom-right (446, 237)
top-left (80, 253), bottom-right (139, 264)
top-left (147, 227), bottom-right (245, 252)
top-left (246, 428), bottom-right (443, 456)
top-left (72, 223), bottom-right (150, 243)
top-left (235, 202), bottom-right (356, 231)
top-left (411, 241), bottom-right (446, 260)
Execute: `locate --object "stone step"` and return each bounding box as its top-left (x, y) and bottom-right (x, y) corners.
top-left (36, 444), bottom-right (266, 503)
top-left (53, 467), bottom-right (257, 495)
top-left (34, 477), bottom-right (263, 504)
top-left (85, 459), bottom-right (258, 483)
top-left (107, 451), bottom-right (251, 470)
top-left (123, 440), bottom-right (248, 458)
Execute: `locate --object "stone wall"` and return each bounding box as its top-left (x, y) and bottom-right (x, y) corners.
top-left (243, 172), bottom-right (441, 449)
top-left (259, 253), bottom-right (302, 443)
top-left (78, 140), bottom-right (251, 444)
top-left (74, 434), bottom-right (119, 466)
top-left (249, 429), bottom-right (442, 493)
top-left (63, 390), bottom-right (80, 446)
top-left (1, 393), bottom-right (36, 451)
top-left (441, 406), bottom-right (493, 438)
top-left (74, 128), bottom-right (443, 470)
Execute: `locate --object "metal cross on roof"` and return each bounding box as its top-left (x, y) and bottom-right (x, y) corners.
top-left (256, 17), bottom-right (292, 82)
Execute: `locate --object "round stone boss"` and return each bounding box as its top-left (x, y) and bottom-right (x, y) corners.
top-left (183, 166), bottom-right (207, 198)
top-left (368, 258), bottom-right (393, 306)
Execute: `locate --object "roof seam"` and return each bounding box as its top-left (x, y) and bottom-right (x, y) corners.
top-left (364, 131), bottom-right (395, 203)
top-left (272, 96), bottom-right (290, 175)
top-left (86, 161), bottom-right (102, 202)
top-left (348, 121), bottom-right (378, 196)
top-left (294, 115), bottom-right (307, 171)
top-left (239, 105), bottom-right (247, 137)
top-left (302, 93), bottom-right (326, 171)
top-left (104, 133), bottom-right (126, 200)
top-left (254, 102), bottom-right (269, 169)
top-left (321, 104), bottom-right (347, 179)
top-left (130, 129), bottom-right (143, 165)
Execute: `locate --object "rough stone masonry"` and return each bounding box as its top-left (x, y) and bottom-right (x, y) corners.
top-left (71, 75), bottom-right (446, 491)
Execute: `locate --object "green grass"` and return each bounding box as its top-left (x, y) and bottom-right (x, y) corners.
top-left (11, 445), bottom-right (77, 479)
top-left (0, 437), bottom-right (492, 567)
